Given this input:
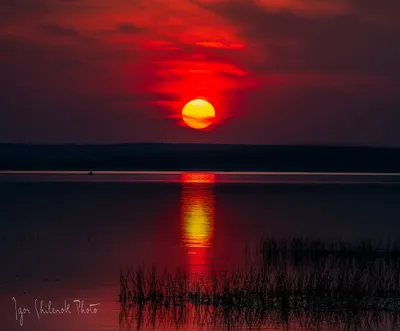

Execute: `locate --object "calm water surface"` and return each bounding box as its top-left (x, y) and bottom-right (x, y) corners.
top-left (1, 172), bottom-right (400, 331)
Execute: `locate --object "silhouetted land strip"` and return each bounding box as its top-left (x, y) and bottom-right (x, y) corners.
top-left (119, 238), bottom-right (400, 329)
top-left (1, 143), bottom-right (400, 172)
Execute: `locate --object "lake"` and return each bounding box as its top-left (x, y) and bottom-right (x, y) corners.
top-left (1, 172), bottom-right (400, 331)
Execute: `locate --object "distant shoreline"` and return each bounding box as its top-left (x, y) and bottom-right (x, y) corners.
top-left (2, 170), bottom-right (400, 176)
top-left (2, 170), bottom-right (400, 185)
top-left (1, 143), bottom-right (400, 172)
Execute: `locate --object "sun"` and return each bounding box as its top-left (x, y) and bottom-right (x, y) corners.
top-left (182, 99), bottom-right (216, 130)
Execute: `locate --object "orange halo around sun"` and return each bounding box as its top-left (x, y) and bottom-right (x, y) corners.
top-left (182, 99), bottom-right (216, 130)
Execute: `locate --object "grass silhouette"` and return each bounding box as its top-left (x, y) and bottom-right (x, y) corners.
top-left (119, 237), bottom-right (400, 330)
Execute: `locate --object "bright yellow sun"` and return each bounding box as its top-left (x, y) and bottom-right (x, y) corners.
top-left (182, 99), bottom-right (216, 130)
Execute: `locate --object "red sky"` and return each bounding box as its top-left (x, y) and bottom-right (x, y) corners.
top-left (0, 0), bottom-right (399, 146)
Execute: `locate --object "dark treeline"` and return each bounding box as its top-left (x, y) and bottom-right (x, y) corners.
top-left (1, 143), bottom-right (400, 172)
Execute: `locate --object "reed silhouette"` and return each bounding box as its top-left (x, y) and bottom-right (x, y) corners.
top-left (119, 237), bottom-right (400, 330)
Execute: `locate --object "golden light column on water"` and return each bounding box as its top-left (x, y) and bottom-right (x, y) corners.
top-left (180, 173), bottom-right (215, 275)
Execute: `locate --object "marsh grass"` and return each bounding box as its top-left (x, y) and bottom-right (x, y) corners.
top-left (120, 305), bottom-right (400, 331)
top-left (119, 237), bottom-right (400, 329)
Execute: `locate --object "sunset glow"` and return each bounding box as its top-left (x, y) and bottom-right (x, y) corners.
top-left (0, 0), bottom-right (399, 145)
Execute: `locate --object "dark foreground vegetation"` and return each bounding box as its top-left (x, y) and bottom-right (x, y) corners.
top-left (2, 143), bottom-right (400, 172)
top-left (120, 305), bottom-right (400, 331)
top-left (119, 238), bottom-right (400, 330)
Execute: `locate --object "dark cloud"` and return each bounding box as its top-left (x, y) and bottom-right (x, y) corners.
top-left (39, 24), bottom-right (98, 42)
top-left (0, 0), bottom-right (51, 11)
top-left (350, 0), bottom-right (400, 22)
top-left (194, 0), bottom-right (400, 76)
top-left (40, 24), bottom-right (83, 37)
top-left (116, 23), bottom-right (144, 34)
top-left (0, 0), bottom-right (52, 24)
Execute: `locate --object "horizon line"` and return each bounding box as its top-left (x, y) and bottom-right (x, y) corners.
top-left (0, 142), bottom-right (399, 149)
top-left (2, 171), bottom-right (400, 176)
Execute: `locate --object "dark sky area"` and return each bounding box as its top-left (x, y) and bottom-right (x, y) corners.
top-left (0, 0), bottom-right (399, 146)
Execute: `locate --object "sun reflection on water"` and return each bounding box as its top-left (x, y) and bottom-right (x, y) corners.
top-left (181, 173), bottom-right (215, 274)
